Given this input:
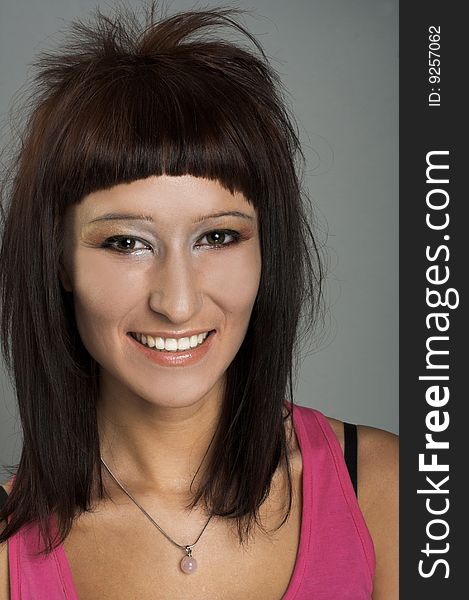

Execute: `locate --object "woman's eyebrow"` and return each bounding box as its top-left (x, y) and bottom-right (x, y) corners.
top-left (194, 210), bottom-right (254, 223)
top-left (87, 213), bottom-right (154, 225)
top-left (87, 210), bottom-right (255, 225)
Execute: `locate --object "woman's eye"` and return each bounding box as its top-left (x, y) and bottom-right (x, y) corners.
top-left (100, 230), bottom-right (242, 254)
top-left (198, 230), bottom-right (241, 248)
top-left (101, 236), bottom-right (152, 254)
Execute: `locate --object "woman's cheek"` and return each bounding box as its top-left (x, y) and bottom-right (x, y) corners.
top-left (203, 244), bottom-right (261, 313)
top-left (72, 249), bottom-right (145, 330)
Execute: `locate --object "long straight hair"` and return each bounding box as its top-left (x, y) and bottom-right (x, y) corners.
top-left (0, 1), bottom-right (326, 553)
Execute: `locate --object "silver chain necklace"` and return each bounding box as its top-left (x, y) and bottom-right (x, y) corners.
top-left (100, 456), bottom-right (214, 574)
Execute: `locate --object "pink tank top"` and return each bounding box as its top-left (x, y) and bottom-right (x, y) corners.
top-left (7, 405), bottom-right (376, 599)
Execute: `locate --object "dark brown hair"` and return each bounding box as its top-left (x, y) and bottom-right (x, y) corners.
top-left (0, 1), bottom-right (326, 553)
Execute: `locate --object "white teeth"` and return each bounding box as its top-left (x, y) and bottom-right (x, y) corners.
top-left (132, 331), bottom-right (211, 352)
top-left (164, 338), bottom-right (178, 351)
top-left (177, 337), bottom-right (191, 351)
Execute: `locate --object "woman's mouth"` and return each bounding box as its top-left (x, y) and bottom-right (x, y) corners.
top-left (127, 330), bottom-right (216, 367)
top-left (129, 330), bottom-right (213, 352)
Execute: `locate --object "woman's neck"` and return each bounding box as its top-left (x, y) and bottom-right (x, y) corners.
top-left (96, 376), bottom-right (224, 501)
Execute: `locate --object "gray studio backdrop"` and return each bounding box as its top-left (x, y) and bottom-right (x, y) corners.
top-left (0, 0), bottom-right (398, 471)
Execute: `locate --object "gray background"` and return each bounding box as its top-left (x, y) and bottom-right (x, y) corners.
top-left (0, 0), bottom-right (398, 472)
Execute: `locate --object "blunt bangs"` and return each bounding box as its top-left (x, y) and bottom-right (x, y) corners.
top-left (33, 14), bottom-right (285, 210)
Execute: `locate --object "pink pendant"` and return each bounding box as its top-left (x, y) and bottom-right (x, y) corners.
top-left (180, 555), bottom-right (197, 574)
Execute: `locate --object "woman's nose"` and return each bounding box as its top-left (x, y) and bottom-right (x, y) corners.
top-left (148, 249), bottom-right (203, 324)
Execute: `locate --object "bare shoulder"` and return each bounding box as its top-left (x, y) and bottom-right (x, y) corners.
top-left (356, 424), bottom-right (399, 513)
top-left (0, 480), bottom-right (13, 600)
top-left (323, 417), bottom-right (398, 599)
top-left (322, 416), bottom-right (398, 499)
top-left (357, 425), bottom-right (399, 600)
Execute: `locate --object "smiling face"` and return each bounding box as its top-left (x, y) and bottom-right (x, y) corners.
top-left (60, 175), bottom-right (261, 410)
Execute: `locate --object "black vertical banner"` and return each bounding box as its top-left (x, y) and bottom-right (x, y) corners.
top-left (400, 2), bottom-right (466, 597)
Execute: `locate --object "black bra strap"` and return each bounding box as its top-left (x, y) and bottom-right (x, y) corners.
top-left (343, 422), bottom-right (358, 497)
top-left (0, 485), bottom-right (8, 509)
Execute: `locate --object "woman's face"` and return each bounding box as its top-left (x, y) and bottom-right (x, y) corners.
top-left (60, 175), bottom-right (261, 409)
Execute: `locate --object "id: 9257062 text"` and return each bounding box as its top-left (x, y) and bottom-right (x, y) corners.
top-left (428, 26), bottom-right (441, 107)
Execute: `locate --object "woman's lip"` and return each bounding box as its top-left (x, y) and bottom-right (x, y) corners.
top-left (127, 330), bottom-right (215, 367)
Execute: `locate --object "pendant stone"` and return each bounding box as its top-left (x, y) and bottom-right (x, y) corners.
top-left (180, 547), bottom-right (197, 574)
top-left (180, 555), bottom-right (197, 573)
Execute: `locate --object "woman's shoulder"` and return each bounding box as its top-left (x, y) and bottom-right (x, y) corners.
top-left (318, 412), bottom-right (398, 512)
top-left (353, 422), bottom-right (399, 513)
top-left (356, 424), bottom-right (399, 599)
top-left (299, 405), bottom-right (398, 476)
top-left (320, 414), bottom-right (398, 599)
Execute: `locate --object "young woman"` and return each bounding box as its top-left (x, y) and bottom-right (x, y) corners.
top-left (0, 4), bottom-right (398, 599)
